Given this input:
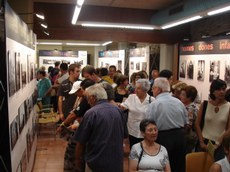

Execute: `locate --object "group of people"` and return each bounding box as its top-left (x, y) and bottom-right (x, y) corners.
top-left (36, 63), bottom-right (230, 172)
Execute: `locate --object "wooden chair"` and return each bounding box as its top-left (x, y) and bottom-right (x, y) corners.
top-left (186, 152), bottom-right (214, 172)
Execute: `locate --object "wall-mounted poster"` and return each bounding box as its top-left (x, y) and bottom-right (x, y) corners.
top-left (179, 60), bottom-right (186, 78)
top-left (10, 119), bottom-right (18, 150)
top-left (225, 61), bottom-right (230, 85)
top-left (197, 60), bottom-right (205, 81)
top-left (15, 52), bottom-right (21, 91)
top-left (187, 60), bottom-right (194, 79)
top-left (8, 51), bottom-right (16, 97)
top-left (209, 60), bottom-right (220, 82)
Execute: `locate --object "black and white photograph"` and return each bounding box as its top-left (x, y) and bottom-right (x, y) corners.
top-left (136, 62), bottom-right (140, 70)
top-left (10, 119), bottom-right (18, 150)
top-left (15, 52), bottom-right (21, 91)
top-left (179, 60), bottom-right (186, 78)
top-left (130, 61), bottom-right (134, 70)
top-left (142, 62), bottom-right (147, 71)
top-left (117, 60), bottom-right (122, 71)
top-left (26, 130), bottom-right (32, 162)
top-left (209, 60), bottom-right (220, 82)
top-left (8, 51), bottom-right (16, 97)
top-left (30, 63), bottom-right (34, 81)
top-left (187, 60), bottom-right (194, 79)
top-left (18, 103), bottom-right (25, 133)
top-left (24, 99), bottom-right (30, 123)
top-left (197, 60), bottom-right (205, 81)
top-left (225, 61), bottom-right (230, 85)
top-left (21, 62), bottom-right (27, 88)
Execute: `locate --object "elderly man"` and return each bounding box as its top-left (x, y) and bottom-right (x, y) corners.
top-left (145, 77), bottom-right (188, 172)
top-left (74, 84), bottom-right (128, 172)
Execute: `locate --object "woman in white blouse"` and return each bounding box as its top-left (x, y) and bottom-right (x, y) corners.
top-left (129, 119), bottom-right (171, 172)
top-left (119, 79), bottom-right (155, 149)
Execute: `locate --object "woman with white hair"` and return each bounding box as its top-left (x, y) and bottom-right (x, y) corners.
top-left (119, 79), bottom-right (155, 149)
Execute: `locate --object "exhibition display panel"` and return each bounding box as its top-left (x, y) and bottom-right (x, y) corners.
top-left (179, 38), bottom-right (230, 101)
top-left (0, 1), bottom-right (38, 172)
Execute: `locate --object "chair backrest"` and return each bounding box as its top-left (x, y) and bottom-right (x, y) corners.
top-left (186, 152), bottom-right (214, 172)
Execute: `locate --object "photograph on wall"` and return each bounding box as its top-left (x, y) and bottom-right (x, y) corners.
top-left (21, 150), bottom-right (27, 172)
top-left (18, 103), bottom-right (25, 133)
top-left (27, 55), bottom-right (30, 83)
top-left (10, 119), bottom-right (18, 150)
top-left (26, 130), bottom-right (32, 162)
top-left (142, 62), bottom-right (147, 72)
top-left (187, 60), bottom-right (194, 79)
top-left (130, 61), bottom-right (134, 70)
top-left (28, 96), bottom-right (33, 114)
top-left (225, 61), bottom-right (230, 85)
top-left (21, 62), bottom-right (27, 88)
top-left (197, 60), bottom-right (205, 81)
top-left (8, 51), bottom-right (16, 97)
top-left (179, 60), bottom-right (186, 78)
top-left (105, 63), bottom-right (110, 69)
top-left (24, 99), bottom-right (30, 123)
top-left (30, 63), bottom-right (34, 81)
top-left (209, 60), bottom-right (220, 82)
top-left (136, 62), bottom-right (140, 70)
top-left (117, 60), bottom-right (122, 71)
top-left (15, 52), bottom-right (21, 91)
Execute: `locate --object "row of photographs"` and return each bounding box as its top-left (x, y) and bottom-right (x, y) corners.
top-left (179, 60), bottom-right (230, 84)
top-left (15, 126), bottom-right (36, 172)
top-left (10, 91), bottom-right (37, 151)
top-left (43, 59), bottom-right (84, 65)
top-left (130, 61), bottom-right (147, 71)
top-left (8, 51), bottom-right (36, 97)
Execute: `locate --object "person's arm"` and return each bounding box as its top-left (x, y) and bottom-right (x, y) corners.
top-left (75, 142), bottom-right (85, 172)
top-left (129, 159), bottom-right (138, 172)
top-left (56, 111), bottom-right (77, 133)
top-left (209, 163), bottom-right (221, 172)
top-left (58, 96), bottom-right (65, 120)
top-left (195, 102), bottom-right (207, 151)
top-left (164, 163), bottom-right (171, 172)
top-left (217, 108), bottom-right (230, 145)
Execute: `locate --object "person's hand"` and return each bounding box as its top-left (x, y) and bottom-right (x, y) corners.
top-left (200, 141), bottom-right (208, 151)
top-left (59, 114), bottom-right (65, 121)
top-left (56, 126), bottom-right (63, 133)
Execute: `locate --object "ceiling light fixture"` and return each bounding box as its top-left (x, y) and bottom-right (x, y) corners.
top-left (208, 5), bottom-right (230, 16)
top-left (37, 42), bottom-right (63, 45)
top-left (71, 0), bottom-right (85, 25)
top-left (41, 23), bottom-right (48, 29)
top-left (43, 31), bottom-right (50, 36)
top-left (81, 22), bottom-right (154, 30)
top-left (18, 12), bottom-right (45, 20)
top-left (161, 15), bottom-right (202, 29)
top-left (102, 41), bottom-right (112, 46)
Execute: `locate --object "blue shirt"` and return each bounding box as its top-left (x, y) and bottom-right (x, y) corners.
top-left (74, 100), bottom-right (128, 172)
top-left (145, 92), bottom-right (188, 131)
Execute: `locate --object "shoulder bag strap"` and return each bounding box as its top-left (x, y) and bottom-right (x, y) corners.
top-left (137, 142), bottom-right (144, 171)
top-left (200, 100), bottom-right (208, 130)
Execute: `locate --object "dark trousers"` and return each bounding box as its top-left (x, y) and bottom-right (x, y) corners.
top-left (157, 128), bottom-right (186, 172)
top-left (129, 135), bottom-right (143, 150)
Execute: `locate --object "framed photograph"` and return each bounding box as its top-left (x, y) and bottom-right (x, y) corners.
top-left (26, 130), bottom-right (32, 162)
top-left (10, 119), bottom-right (18, 150)
top-left (142, 62), bottom-right (147, 71)
top-left (136, 62), bottom-right (140, 70)
top-left (117, 60), bottom-right (122, 71)
top-left (225, 61), bottom-right (230, 85)
top-left (21, 62), bottom-right (27, 88)
top-left (27, 55), bottom-right (31, 83)
top-left (8, 51), bottom-right (16, 97)
top-left (130, 61), bottom-right (134, 70)
top-left (179, 60), bottom-right (186, 78)
top-left (15, 52), bottom-right (21, 91)
top-left (209, 60), bottom-right (220, 82)
top-left (197, 60), bottom-right (205, 81)
top-left (18, 103), bottom-right (25, 134)
top-left (187, 60), bottom-right (194, 79)
top-left (24, 99), bottom-right (30, 123)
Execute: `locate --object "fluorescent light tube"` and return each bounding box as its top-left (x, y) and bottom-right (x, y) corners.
top-left (208, 6), bottom-right (230, 16)
top-left (72, 6), bottom-right (81, 24)
top-left (37, 42), bottom-right (63, 45)
top-left (35, 13), bottom-right (45, 20)
top-left (81, 23), bottom-right (154, 30)
top-left (77, 0), bottom-right (85, 6)
top-left (66, 43), bottom-right (101, 46)
top-left (102, 41), bottom-right (112, 46)
top-left (162, 16), bottom-right (202, 29)
top-left (41, 23), bottom-right (48, 28)
top-left (44, 31), bottom-right (49, 36)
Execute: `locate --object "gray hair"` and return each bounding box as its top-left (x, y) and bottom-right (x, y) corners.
top-left (136, 79), bottom-right (151, 92)
top-left (85, 84), bottom-right (108, 100)
top-left (99, 82), bottom-right (115, 100)
top-left (154, 77), bottom-right (170, 92)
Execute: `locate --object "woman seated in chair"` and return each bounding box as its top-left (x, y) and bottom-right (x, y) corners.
top-left (129, 118), bottom-right (171, 172)
top-left (209, 132), bottom-right (230, 172)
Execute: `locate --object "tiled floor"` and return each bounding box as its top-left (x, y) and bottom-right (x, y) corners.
top-left (33, 128), bottom-right (130, 172)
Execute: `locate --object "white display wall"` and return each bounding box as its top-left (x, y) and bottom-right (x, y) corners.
top-left (5, 2), bottom-right (38, 172)
top-left (129, 46), bottom-right (150, 79)
top-left (179, 39), bottom-right (230, 101)
top-left (98, 50), bottom-right (125, 74)
top-left (39, 50), bottom-right (88, 71)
